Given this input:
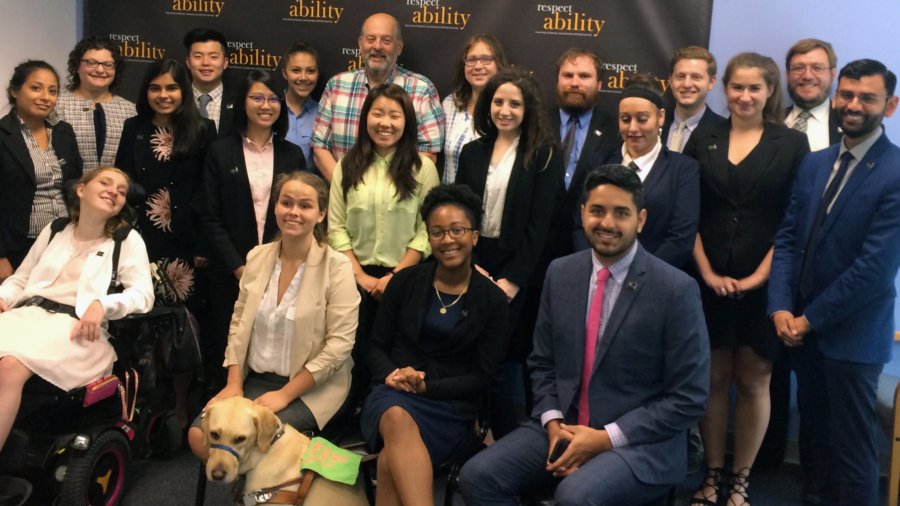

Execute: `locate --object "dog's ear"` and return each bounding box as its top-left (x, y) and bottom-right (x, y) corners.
top-left (201, 405), bottom-right (212, 443)
top-left (254, 404), bottom-right (280, 453)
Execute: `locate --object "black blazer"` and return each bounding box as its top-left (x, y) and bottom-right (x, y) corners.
top-left (366, 262), bottom-right (509, 419)
top-left (662, 106), bottom-right (728, 152)
top-left (215, 83), bottom-right (238, 140)
top-left (547, 105), bottom-right (619, 257)
top-left (609, 147), bottom-right (700, 268)
top-left (115, 115), bottom-right (216, 252)
top-left (456, 137), bottom-right (564, 287)
top-left (199, 133), bottom-right (306, 272)
top-left (0, 110), bottom-right (83, 261)
top-left (685, 121), bottom-right (810, 277)
top-left (786, 102), bottom-right (842, 146)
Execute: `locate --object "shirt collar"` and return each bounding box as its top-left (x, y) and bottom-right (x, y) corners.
top-left (789, 99), bottom-right (831, 125)
top-left (193, 82), bottom-right (224, 101)
top-left (590, 240), bottom-right (638, 283)
top-left (559, 108), bottom-right (593, 129)
top-left (622, 139), bottom-right (662, 172)
top-left (674, 104), bottom-right (706, 130)
top-left (243, 134), bottom-right (274, 151)
top-left (839, 125), bottom-right (882, 161)
top-left (284, 95), bottom-right (318, 119)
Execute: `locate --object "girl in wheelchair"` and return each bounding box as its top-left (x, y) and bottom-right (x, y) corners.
top-left (0, 167), bottom-right (154, 450)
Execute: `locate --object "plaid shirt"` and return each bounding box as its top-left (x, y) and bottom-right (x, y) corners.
top-left (52, 90), bottom-right (136, 172)
top-left (312, 66), bottom-right (444, 160)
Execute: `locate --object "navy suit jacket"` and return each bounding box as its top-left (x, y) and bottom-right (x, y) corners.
top-left (529, 245), bottom-right (710, 484)
top-left (199, 134), bottom-right (306, 272)
top-left (769, 131), bottom-right (900, 365)
top-left (547, 105), bottom-right (619, 257)
top-left (661, 106), bottom-right (727, 151)
top-left (609, 147), bottom-right (700, 268)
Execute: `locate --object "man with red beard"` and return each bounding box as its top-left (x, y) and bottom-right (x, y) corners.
top-left (547, 48), bottom-right (618, 256)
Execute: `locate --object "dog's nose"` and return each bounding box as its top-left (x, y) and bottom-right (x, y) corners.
top-left (211, 468), bottom-right (226, 481)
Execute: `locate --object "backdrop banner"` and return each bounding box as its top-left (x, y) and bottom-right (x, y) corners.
top-left (85, 0), bottom-right (712, 115)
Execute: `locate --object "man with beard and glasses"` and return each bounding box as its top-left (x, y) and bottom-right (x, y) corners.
top-left (662, 46), bottom-right (726, 154)
top-left (547, 48), bottom-right (618, 257)
top-left (785, 39), bottom-right (841, 151)
top-left (311, 13), bottom-right (444, 182)
top-left (460, 164), bottom-right (709, 505)
top-left (769, 59), bottom-right (900, 506)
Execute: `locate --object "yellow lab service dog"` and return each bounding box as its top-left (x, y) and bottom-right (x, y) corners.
top-left (202, 396), bottom-right (367, 505)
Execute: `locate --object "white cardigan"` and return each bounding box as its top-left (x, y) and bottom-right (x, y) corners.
top-left (0, 222), bottom-right (154, 320)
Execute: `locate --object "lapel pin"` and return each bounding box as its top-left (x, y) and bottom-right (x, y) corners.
top-left (867, 162), bottom-right (875, 169)
top-left (226, 104), bottom-right (234, 109)
top-left (707, 144), bottom-right (717, 151)
top-left (593, 130), bottom-right (602, 137)
top-left (58, 158), bottom-right (66, 166)
top-left (627, 281), bottom-right (638, 290)
top-left (230, 166), bottom-right (240, 174)
top-left (96, 251), bottom-right (104, 257)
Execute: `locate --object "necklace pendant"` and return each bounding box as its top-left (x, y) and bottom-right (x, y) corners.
top-left (439, 307), bottom-right (447, 315)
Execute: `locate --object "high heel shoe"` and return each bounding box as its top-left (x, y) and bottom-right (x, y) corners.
top-left (726, 467), bottom-right (751, 506)
top-left (691, 466), bottom-right (724, 506)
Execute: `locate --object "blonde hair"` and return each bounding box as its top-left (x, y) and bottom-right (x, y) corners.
top-left (70, 167), bottom-right (132, 238)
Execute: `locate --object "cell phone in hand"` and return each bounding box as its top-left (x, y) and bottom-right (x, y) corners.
top-left (549, 439), bottom-right (569, 463)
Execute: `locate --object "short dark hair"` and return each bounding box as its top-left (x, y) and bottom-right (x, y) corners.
top-left (421, 184), bottom-right (484, 231)
top-left (66, 36), bottom-right (126, 92)
top-left (282, 41), bottom-right (319, 68)
top-left (182, 28), bottom-right (228, 54)
top-left (7, 60), bottom-right (59, 105)
top-left (583, 164), bottom-right (645, 211)
top-left (839, 59), bottom-right (897, 96)
top-left (233, 70), bottom-right (289, 139)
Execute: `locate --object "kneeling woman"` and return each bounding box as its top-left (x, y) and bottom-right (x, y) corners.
top-left (189, 171), bottom-right (359, 457)
top-left (0, 167), bottom-right (154, 449)
top-left (362, 184), bottom-right (508, 506)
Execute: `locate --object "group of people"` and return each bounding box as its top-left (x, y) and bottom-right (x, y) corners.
top-left (0, 9), bottom-right (896, 506)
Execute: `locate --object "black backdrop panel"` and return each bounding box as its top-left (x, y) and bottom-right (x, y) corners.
top-left (85, 0), bottom-right (712, 113)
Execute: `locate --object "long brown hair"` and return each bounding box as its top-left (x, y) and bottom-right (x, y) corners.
top-left (341, 84), bottom-right (421, 201)
top-left (451, 34), bottom-right (508, 110)
top-left (70, 167), bottom-right (132, 238)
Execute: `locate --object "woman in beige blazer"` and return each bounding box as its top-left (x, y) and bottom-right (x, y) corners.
top-left (188, 171), bottom-right (359, 458)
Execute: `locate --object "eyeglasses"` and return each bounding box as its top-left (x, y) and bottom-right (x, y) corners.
top-left (788, 64), bottom-right (832, 75)
top-left (463, 55), bottom-right (496, 67)
top-left (247, 95), bottom-right (282, 105)
top-left (428, 227), bottom-right (474, 240)
top-left (81, 59), bottom-right (115, 70)
top-left (835, 90), bottom-right (887, 106)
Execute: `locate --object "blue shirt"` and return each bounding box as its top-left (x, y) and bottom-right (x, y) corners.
top-left (559, 108), bottom-right (593, 189)
top-left (285, 97), bottom-right (318, 169)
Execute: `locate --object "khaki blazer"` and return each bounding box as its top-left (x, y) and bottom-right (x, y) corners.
top-left (223, 239), bottom-right (360, 428)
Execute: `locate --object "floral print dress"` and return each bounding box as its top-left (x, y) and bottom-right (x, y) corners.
top-left (115, 116), bottom-right (215, 306)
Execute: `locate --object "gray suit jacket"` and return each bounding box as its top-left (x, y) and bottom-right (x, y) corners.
top-left (528, 245), bottom-right (710, 484)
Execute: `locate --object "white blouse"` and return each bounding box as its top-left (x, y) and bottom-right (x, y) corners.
top-left (247, 258), bottom-right (305, 377)
top-left (481, 137), bottom-right (519, 239)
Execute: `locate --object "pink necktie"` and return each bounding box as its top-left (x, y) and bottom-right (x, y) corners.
top-left (578, 267), bottom-right (610, 426)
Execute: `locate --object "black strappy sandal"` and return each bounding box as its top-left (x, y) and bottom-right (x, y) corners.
top-left (726, 467), bottom-right (752, 506)
top-left (691, 466), bottom-right (725, 506)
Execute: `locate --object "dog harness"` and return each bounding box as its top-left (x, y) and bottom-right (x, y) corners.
top-left (210, 422), bottom-right (286, 463)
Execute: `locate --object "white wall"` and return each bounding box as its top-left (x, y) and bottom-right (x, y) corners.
top-left (708, 0), bottom-right (900, 133)
top-left (0, 0), bottom-right (80, 114)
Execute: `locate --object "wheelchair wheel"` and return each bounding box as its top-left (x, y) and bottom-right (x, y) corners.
top-left (59, 430), bottom-right (130, 506)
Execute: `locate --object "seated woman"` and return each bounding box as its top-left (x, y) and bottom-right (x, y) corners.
top-left (188, 171), bottom-right (359, 458)
top-left (0, 167), bottom-right (154, 450)
top-left (361, 184), bottom-right (508, 506)
top-left (0, 60), bottom-right (83, 280)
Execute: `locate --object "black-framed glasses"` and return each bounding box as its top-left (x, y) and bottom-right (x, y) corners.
top-left (428, 227), bottom-right (474, 240)
top-left (247, 95), bottom-right (283, 105)
top-left (81, 59), bottom-right (115, 70)
top-left (463, 55), bottom-right (496, 67)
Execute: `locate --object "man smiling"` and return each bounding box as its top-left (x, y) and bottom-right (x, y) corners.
top-left (784, 39), bottom-right (840, 151)
top-left (663, 46), bottom-right (726, 153)
top-left (312, 13), bottom-right (444, 181)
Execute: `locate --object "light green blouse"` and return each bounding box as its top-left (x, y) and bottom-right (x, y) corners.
top-left (327, 152), bottom-right (439, 267)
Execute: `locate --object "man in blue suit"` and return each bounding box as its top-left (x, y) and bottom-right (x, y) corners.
top-left (459, 165), bottom-right (710, 505)
top-left (769, 59), bottom-right (900, 506)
